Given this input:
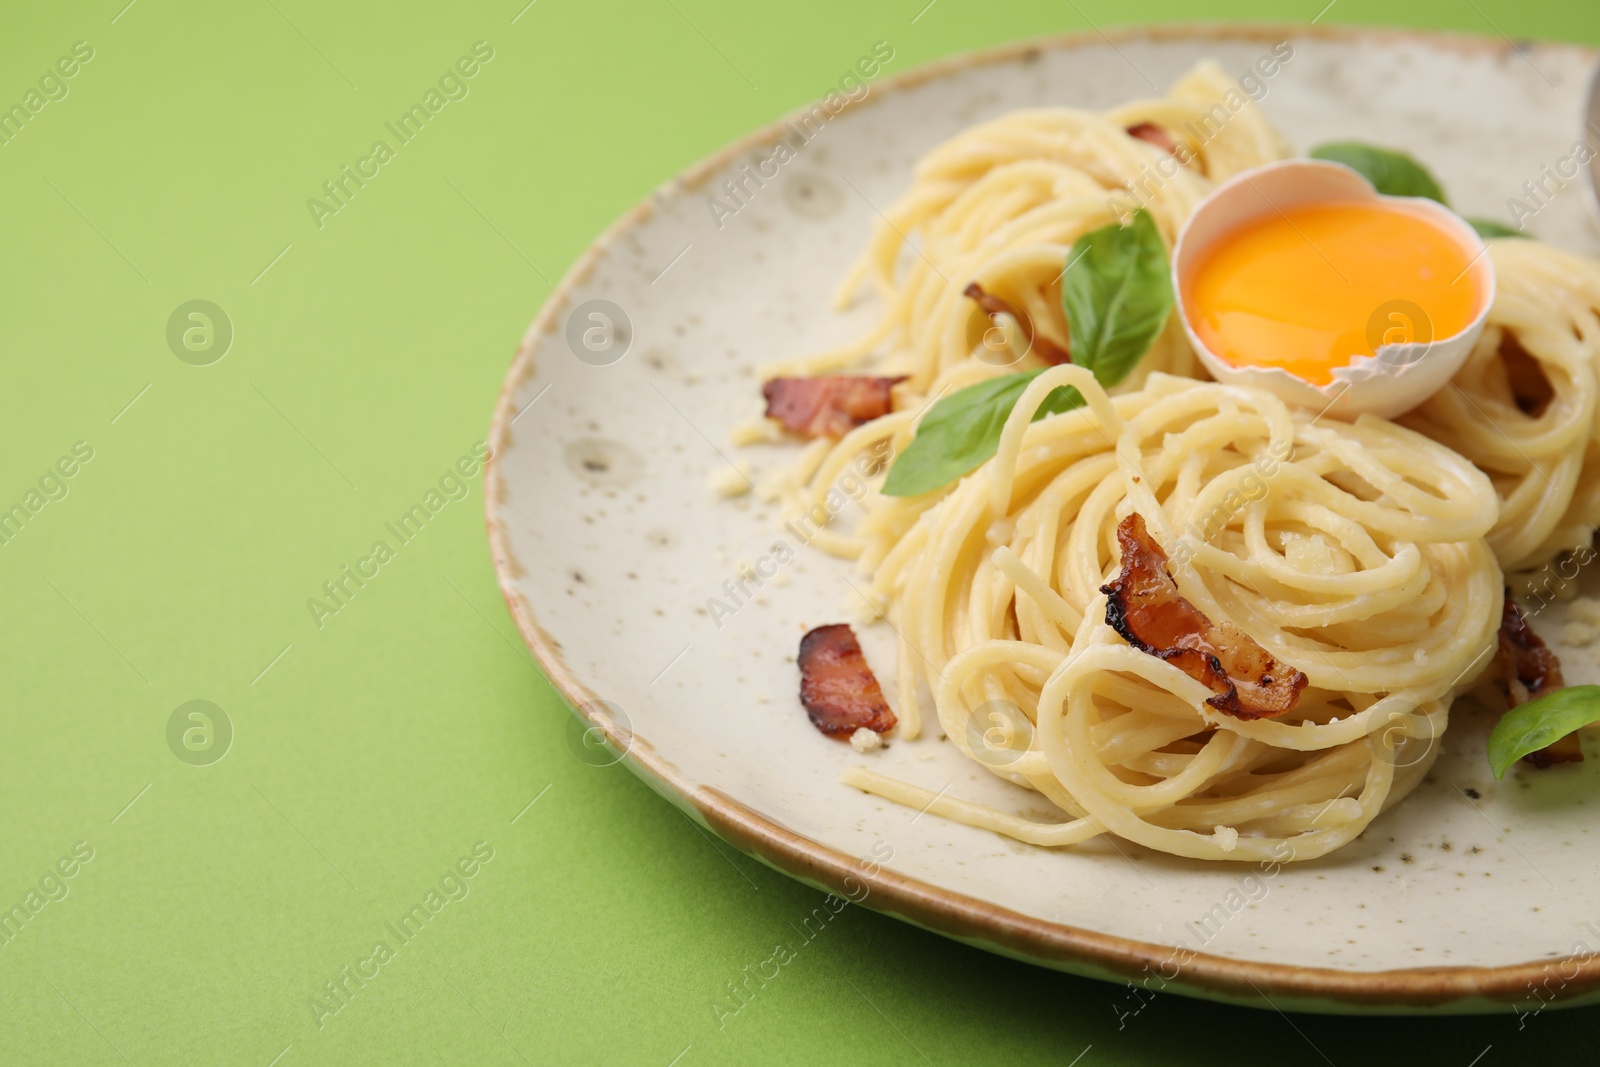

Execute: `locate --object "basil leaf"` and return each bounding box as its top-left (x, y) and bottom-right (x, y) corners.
top-left (1487, 685), bottom-right (1600, 780)
top-left (880, 369), bottom-right (1083, 497)
top-left (1062, 209), bottom-right (1174, 388)
top-left (1467, 218), bottom-right (1530, 240)
top-left (883, 211), bottom-right (1170, 498)
top-left (1309, 142), bottom-right (1449, 204)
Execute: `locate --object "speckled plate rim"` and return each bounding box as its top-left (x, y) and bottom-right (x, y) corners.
top-left (485, 21), bottom-right (1600, 1014)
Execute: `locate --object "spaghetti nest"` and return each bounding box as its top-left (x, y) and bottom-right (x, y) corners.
top-left (747, 62), bottom-right (1292, 558)
top-left (761, 62), bottom-right (1290, 394)
top-left (1402, 239), bottom-right (1600, 573)
top-left (843, 367), bottom-right (1503, 862)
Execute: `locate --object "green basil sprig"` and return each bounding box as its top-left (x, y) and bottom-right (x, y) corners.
top-left (1309, 141), bottom-right (1527, 239)
top-left (880, 370), bottom-right (1084, 497)
top-left (1062, 209), bottom-right (1175, 387)
top-left (1309, 142), bottom-right (1448, 203)
top-left (1486, 685), bottom-right (1600, 780)
top-left (881, 210), bottom-right (1172, 498)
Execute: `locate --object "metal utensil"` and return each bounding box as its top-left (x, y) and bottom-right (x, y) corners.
top-left (1586, 59), bottom-right (1600, 232)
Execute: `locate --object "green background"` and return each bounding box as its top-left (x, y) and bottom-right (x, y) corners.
top-left (3, 0), bottom-right (1598, 1063)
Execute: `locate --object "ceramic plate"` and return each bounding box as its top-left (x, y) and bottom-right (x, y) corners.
top-left (486, 24), bottom-right (1600, 1013)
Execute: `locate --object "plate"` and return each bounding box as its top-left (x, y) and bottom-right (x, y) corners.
top-left (486, 23), bottom-right (1600, 1013)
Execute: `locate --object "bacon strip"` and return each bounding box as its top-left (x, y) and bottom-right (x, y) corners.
top-left (762, 376), bottom-right (905, 439)
top-left (1100, 514), bottom-right (1307, 720)
top-left (1497, 591), bottom-right (1582, 767)
top-left (964, 283), bottom-right (1072, 366)
top-left (1126, 122), bottom-right (1182, 158)
top-left (798, 624), bottom-right (897, 738)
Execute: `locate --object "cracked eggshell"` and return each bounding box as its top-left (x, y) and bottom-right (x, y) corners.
top-left (1171, 159), bottom-right (1495, 420)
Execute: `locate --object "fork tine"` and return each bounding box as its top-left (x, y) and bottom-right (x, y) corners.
top-left (1586, 60), bottom-right (1600, 233)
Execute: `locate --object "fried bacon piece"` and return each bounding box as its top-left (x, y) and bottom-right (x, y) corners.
top-left (1497, 591), bottom-right (1583, 767)
top-left (964, 283), bottom-right (1072, 366)
top-left (762, 376), bottom-right (905, 439)
top-left (1100, 513), bottom-right (1307, 720)
top-left (797, 624), bottom-right (897, 738)
top-left (1126, 122), bottom-right (1182, 158)
top-left (1498, 592), bottom-right (1564, 699)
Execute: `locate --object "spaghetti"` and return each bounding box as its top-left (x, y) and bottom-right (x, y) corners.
top-left (844, 366), bottom-right (1500, 862)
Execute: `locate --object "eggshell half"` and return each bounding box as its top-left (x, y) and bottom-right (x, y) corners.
top-left (1171, 159), bottom-right (1496, 420)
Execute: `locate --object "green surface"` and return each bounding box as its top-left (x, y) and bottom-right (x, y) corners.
top-left (3, 0), bottom-right (1600, 1063)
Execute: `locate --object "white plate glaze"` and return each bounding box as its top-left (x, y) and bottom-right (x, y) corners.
top-left (487, 24), bottom-right (1600, 1013)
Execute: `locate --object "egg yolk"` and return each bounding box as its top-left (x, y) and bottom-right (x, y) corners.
top-left (1184, 201), bottom-right (1481, 386)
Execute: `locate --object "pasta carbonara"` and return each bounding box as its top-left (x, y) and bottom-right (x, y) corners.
top-left (737, 61), bottom-right (1600, 861)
